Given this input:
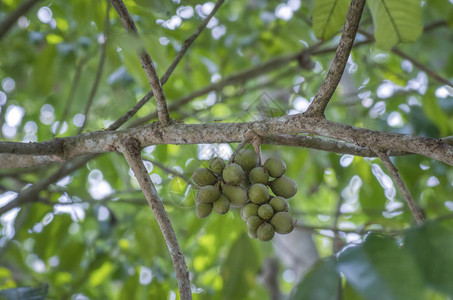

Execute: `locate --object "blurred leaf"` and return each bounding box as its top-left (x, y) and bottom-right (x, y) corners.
top-left (313, 0), bottom-right (351, 40)
top-left (368, 0), bottom-right (422, 50)
top-left (221, 234), bottom-right (260, 300)
top-left (337, 235), bottom-right (425, 300)
top-left (289, 256), bottom-right (339, 300)
top-left (0, 285), bottom-right (48, 300)
top-left (404, 221), bottom-right (453, 297)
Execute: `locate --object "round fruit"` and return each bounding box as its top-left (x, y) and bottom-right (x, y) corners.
top-left (196, 202), bottom-right (213, 218)
top-left (247, 216), bottom-right (263, 231)
top-left (258, 204), bottom-right (274, 220)
top-left (270, 212), bottom-right (294, 234)
top-left (249, 167), bottom-right (269, 185)
top-left (264, 157), bottom-right (286, 178)
top-left (269, 196), bottom-right (289, 212)
top-left (257, 222), bottom-right (275, 241)
top-left (241, 203), bottom-right (259, 221)
top-left (269, 176), bottom-right (297, 198)
top-left (222, 163), bottom-right (244, 186)
top-left (234, 149), bottom-right (259, 172)
top-left (248, 227), bottom-right (258, 239)
top-left (209, 157), bottom-right (225, 174)
top-left (196, 185), bottom-right (220, 203)
top-left (248, 183), bottom-right (269, 205)
top-left (213, 194), bottom-right (230, 214)
top-left (222, 185), bottom-right (248, 207)
top-left (192, 168), bottom-right (217, 186)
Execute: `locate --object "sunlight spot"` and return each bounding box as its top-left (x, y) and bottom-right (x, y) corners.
top-left (98, 206), bottom-right (109, 221)
top-left (435, 85), bottom-right (453, 98)
top-left (54, 204), bottom-right (85, 222)
top-left (37, 7), bottom-right (52, 23)
top-left (2, 77), bottom-right (15, 93)
top-left (144, 161), bottom-right (153, 173)
top-left (212, 25), bottom-right (226, 40)
top-left (56, 176), bottom-right (72, 187)
top-left (387, 111), bottom-right (404, 127)
top-left (358, 90), bottom-right (371, 99)
top-left (1, 207), bottom-right (20, 239)
top-left (51, 121), bottom-right (68, 135)
top-left (371, 164), bottom-right (395, 200)
top-left (207, 17), bottom-right (218, 28)
top-left (159, 37), bottom-right (170, 46)
top-left (24, 121), bottom-right (38, 133)
top-left (401, 60), bottom-right (413, 73)
top-left (427, 176), bottom-right (439, 187)
top-left (5, 105), bottom-right (24, 127)
top-left (361, 98), bottom-right (373, 108)
top-left (317, 215), bottom-right (330, 222)
top-left (0, 91), bottom-right (6, 105)
top-left (177, 6), bottom-right (194, 19)
top-left (293, 96), bottom-right (309, 112)
top-left (73, 114), bottom-right (85, 127)
top-left (445, 201), bottom-right (453, 211)
top-left (26, 254), bottom-right (46, 273)
top-left (139, 266), bottom-right (153, 285)
top-left (68, 222), bottom-right (79, 234)
top-left (40, 104), bottom-right (55, 125)
top-left (408, 96), bottom-right (421, 106)
top-left (288, 0), bottom-right (301, 11)
top-left (341, 175), bottom-right (362, 208)
top-left (282, 269), bottom-right (296, 283)
top-left (275, 4), bottom-right (293, 20)
top-left (377, 82), bottom-right (394, 98)
top-left (18, 16), bottom-right (30, 28)
top-left (48, 256), bottom-right (59, 267)
top-left (419, 163), bottom-right (429, 170)
top-left (385, 201), bottom-right (403, 212)
top-left (340, 155), bottom-right (354, 167)
top-left (201, 2), bottom-right (215, 15)
top-left (150, 174), bottom-right (162, 185)
top-left (345, 233), bottom-right (361, 243)
top-left (2, 124), bottom-right (16, 138)
top-left (398, 104), bottom-right (410, 113)
top-left (169, 291), bottom-right (177, 300)
top-left (369, 101), bottom-right (386, 119)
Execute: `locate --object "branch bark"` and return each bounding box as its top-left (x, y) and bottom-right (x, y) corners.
top-left (376, 150), bottom-right (425, 225)
top-left (108, 0), bottom-right (225, 130)
top-left (120, 137), bottom-right (191, 300)
top-left (304, 0), bottom-right (366, 117)
top-left (2, 116), bottom-right (453, 166)
top-left (110, 0), bottom-right (171, 125)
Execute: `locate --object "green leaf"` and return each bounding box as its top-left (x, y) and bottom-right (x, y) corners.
top-left (313, 0), bottom-right (351, 40)
top-left (337, 235), bottom-right (425, 300)
top-left (221, 234), bottom-right (260, 300)
top-left (404, 221), bottom-right (453, 297)
top-left (367, 0), bottom-right (422, 50)
top-left (289, 256), bottom-right (340, 300)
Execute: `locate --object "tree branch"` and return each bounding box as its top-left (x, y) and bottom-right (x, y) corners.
top-left (304, 0), bottom-right (366, 117)
top-left (107, 0), bottom-right (225, 130)
top-left (78, 2), bottom-right (111, 133)
top-left (376, 150), bottom-right (425, 225)
top-left (110, 0), bottom-right (171, 125)
top-left (1, 116), bottom-right (452, 165)
top-left (119, 138), bottom-right (191, 300)
top-left (0, 0), bottom-right (41, 40)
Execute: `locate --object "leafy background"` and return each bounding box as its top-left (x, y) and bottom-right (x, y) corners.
top-left (0, 0), bottom-right (453, 299)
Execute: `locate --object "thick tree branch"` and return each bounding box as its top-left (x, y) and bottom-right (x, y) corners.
top-left (1, 116), bottom-right (452, 165)
top-left (110, 0), bottom-right (171, 125)
top-left (108, 0), bottom-right (225, 130)
top-left (304, 0), bottom-right (366, 117)
top-left (376, 150), bottom-right (425, 225)
top-left (0, 0), bottom-right (41, 40)
top-left (120, 138), bottom-right (191, 300)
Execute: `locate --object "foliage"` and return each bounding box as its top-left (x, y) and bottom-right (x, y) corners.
top-left (0, 0), bottom-right (452, 299)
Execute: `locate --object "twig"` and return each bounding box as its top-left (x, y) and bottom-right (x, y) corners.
top-left (107, 0), bottom-right (225, 130)
top-left (375, 150), bottom-right (425, 225)
top-left (229, 137), bottom-right (251, 163)
top-left (120, 137), bottom-right (191, 300)
top-left (304, 0), bottom-right (366, 117)
top-left (0, 0), bottom-right (41, 40)
top-left (78, 2), bottom-right (111, 134)
top-left (111, 0), bottom-right (171, 125)
top-left (54, 56), bottom-right (90, 137)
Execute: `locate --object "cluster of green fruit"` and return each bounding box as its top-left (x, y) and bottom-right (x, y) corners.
top-left (191, 149), bottom-right (297, 241)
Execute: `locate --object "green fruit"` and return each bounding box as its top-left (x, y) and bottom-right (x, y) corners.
top-left (269, 176), bottom-right (297, 198)
top-left (192, 168), bottom-right (217, 186)
top-left (196, 203), bottom-right (213, 218)
top-left (196, 185), bottom-right (220, 203)
top-left (222, 185), bottom-right (248, 207)
top-left (234, 149), bottom-right (259, 172)
top-left (213, 194), bottom-right (230, 214)
top-left (247, 215), bottom-right (263, 231)
top-left (248, 227), bottom-right (258, 239)
top-left (258, 204), bottom-right (274, 220)
top-left (222, 163), bottom-right (244, 186)
top-left (257, 222), bottom-right (275, 241)
top-left (269, 196), bottom-right (289, 212)
top-left (241, 203), bottom-right (259, 221)
top-left (249, 167), bottom-right (269, 185)
top-left (270, 212), bottom-right (294, 234)
top-left (209, 157), bottom-right (225, 174)
top-left (248, 183), bottom-right (269, 205)
top-left (264, 157), bottom-right (286, 178)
